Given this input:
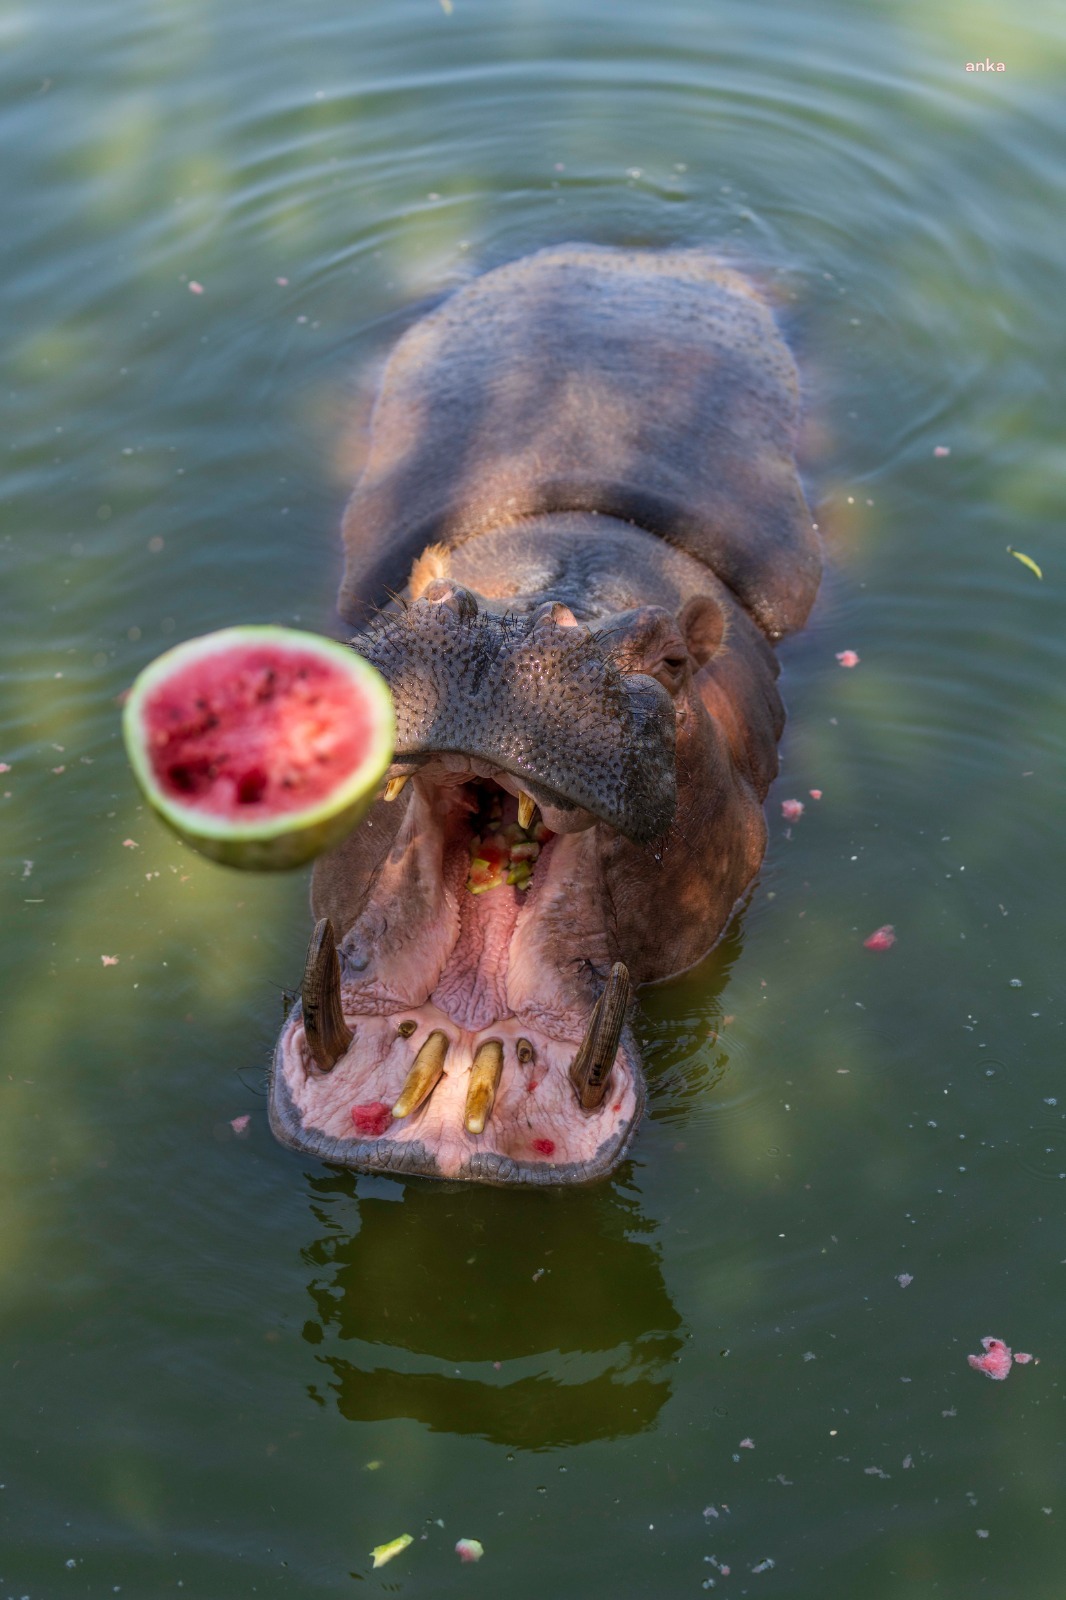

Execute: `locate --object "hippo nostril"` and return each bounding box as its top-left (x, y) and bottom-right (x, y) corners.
top-left (530, 600), bottom-right (580, 630)
top-left (422, 579), bottom-right (479, 620)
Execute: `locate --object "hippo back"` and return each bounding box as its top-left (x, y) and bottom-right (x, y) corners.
top-left (338, 244), bottom-right (819, 639)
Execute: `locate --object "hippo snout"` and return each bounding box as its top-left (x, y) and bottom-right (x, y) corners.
top-left (354, 587), bottom-right (677, 844)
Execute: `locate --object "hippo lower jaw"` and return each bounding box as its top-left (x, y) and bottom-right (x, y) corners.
top-left (268, 765), bottom-right (647, 1185)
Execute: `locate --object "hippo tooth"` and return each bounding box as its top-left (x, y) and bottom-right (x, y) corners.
top-left (517, 791), bottom-right (536, 830)
top-left (516, 1037), bottom-right (536, 1065)
top-left (301, 917), bottom-right (353, 1073)
top-left (383, 774), bottom-right (409, 802)
top-left (392, 1029), bottom-right (449, 1118)
top-left (570, 962), bottom-right (631, 1111)
top-left (464, 1039), bottom-right (504, 1135)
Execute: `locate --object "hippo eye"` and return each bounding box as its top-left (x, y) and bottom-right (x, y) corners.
top-left (651, 654), bottom-right (689, 693)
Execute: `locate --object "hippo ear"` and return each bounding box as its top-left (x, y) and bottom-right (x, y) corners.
top-left (678, 594), bottom-right (727, 668)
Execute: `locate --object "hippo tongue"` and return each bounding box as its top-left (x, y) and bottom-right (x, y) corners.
top-left (353, 596), bottom-right (677, 843)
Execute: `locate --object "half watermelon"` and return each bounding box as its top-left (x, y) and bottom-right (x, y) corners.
top-left (122, 625), bottom-right (395, 869)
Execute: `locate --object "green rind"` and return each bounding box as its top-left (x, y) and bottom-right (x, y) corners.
top-left (122, 625), bottom-right (395, 871)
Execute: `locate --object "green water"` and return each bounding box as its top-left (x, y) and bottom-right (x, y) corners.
top-left (3, 0), bottom-right (1064, 1593)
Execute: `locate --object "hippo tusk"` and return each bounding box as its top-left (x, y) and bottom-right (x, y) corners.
top-left (464, 1039), bottom-right (503, 1135)
top-left (301, 917), bottom-right (353, 1072)
top-left (517, 791), bottom-right (536, 830)
top-left (569, 962), bottom-right (631, 1110)
top-left (383, 774), bottom-right (409, 802)
top-left (392, 1029), bottom-right (449, 1118)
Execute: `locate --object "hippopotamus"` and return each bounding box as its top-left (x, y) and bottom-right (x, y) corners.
top-left (269, 243), bottom-right (820, 1185)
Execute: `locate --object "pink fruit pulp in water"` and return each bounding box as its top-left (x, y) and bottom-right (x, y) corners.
top-left (967, 1336), bottom-right (1013, 1380)
top-left (144, 644), bottom-right (374, 819)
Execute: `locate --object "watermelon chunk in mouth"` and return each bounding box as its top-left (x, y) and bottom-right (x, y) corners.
top-left (270, 770), bottom-right (644, 1185)
top-left (465, 783), bottom-right (551, 895)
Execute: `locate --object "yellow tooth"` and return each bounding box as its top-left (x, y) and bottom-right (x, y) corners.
top-left (392, 1029), bottom-right (449, 1118)
top-left (464, 1039), bottom-right (504, 1135)
top-left (518, 792), bottom-right (536, 830)
top-left (384, 775), bottom-right (409, 802)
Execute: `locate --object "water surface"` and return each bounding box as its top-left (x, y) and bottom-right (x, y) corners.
top-left (2, 0), bottom-right (1064, 1594)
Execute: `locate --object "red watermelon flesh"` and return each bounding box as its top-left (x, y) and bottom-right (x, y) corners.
top-left (144, 644), bottom-right (374, 819)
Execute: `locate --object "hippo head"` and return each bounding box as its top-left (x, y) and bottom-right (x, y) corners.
top-left (270, 542), bottom-right (779, 1185)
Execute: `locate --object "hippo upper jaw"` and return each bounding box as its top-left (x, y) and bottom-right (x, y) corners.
top-left (352, 590), bottom-right (678, 844)
top-left (269, 757), bottom-right (649, 1184)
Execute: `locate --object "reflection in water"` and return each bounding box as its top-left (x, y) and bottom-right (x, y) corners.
top-left (290, 909), bottom-right (740, 1450)
top-left (298, 1174), bottom-right (684, 1449)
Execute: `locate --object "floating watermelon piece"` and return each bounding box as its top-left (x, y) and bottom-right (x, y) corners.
top-left (122, 626), bottom-right (394, 870)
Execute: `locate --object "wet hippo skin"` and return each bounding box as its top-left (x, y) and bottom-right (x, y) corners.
top-left (270, 244), bottom-right (820, 1185)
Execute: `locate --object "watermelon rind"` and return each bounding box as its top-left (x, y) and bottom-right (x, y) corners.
top-left (122, 625), bottom-right (395, 870)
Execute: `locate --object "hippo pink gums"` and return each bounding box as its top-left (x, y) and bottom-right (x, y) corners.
top-left (269, 244), bottom-right (821, 1184)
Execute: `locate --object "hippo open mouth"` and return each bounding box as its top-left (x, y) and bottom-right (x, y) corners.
top-left (270, 593), bottom-right (677, 1184)
top-left (268, 242), bottom-right (821, 1185)
top-left (271, 776), bottom-right (645, 1184)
